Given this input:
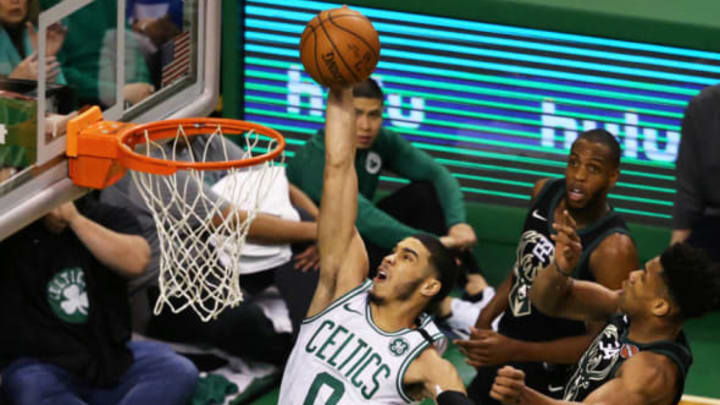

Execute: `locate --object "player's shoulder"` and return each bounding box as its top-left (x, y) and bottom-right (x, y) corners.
top-left (406, 346), bottom-right (451, 379)
top-left (404, 346), bottom-right (465, 398)
top-left (592, 232), bottom-right (637, 261)
top-left (531, 177), bottom-right (552, 199)
top-left (617, 351), bottom-right (679, 400)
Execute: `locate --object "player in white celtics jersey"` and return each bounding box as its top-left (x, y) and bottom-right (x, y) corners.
top-left (278, 88), bottom-right (475, 404)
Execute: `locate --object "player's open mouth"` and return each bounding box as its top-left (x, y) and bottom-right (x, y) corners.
top-left (375, 270), bottom-right (388, 282)
top-left (568, 187), bottom-right (585, 202)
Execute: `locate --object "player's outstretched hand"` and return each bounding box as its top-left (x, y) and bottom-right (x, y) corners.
top-left (454, 328), bottom-right (518, 367)
top-left (490, 366), bottom-right (526, 405)
top-left (550, 209), bottom-right (582, 274)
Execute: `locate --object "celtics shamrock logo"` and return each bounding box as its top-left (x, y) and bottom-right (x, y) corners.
top-left (389, 337), bottom-right (409, 356)
top-left (47, 267), bottom-right (89, 324)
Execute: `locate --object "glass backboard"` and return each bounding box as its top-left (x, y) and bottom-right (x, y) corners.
top-left (0, 0), bottom-right (220, 241)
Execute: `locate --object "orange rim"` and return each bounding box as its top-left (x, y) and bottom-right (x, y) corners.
top-left (116, 118), bottom-right (286, 174)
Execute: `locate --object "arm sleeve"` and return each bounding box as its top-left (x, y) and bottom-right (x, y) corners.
top-left (437, 391), bottom-right (476, 405)
top-left (673, 97), bottom-right (705, 229)
top-left (384, 132), bottom-right (467, 226)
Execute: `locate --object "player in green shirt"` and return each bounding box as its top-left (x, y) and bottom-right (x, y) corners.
top-left (287, 78), bottom-right (477, 272)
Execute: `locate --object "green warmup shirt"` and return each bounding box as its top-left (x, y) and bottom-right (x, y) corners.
top-left (286, 127), bottom-right (466, 248)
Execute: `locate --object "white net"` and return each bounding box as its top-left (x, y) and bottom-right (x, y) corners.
top-left (130, 123), bottom-right (282, 322)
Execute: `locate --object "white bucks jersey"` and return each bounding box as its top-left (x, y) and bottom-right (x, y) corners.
top-left (279, 280), bottom-right (445, 404)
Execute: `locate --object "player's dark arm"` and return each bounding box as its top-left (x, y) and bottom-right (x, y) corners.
top-left (590, 233), bottom-right (638, 290)
top-left (530, 211), bottom-right (618, 323)
top-left (474, 271), bottom-right (511, 329)
top-left (491, 353), bottom-right (679, 405)
top-left (307, 87), bottom-right (368, 317)
top-left (457, 323), bottom-right (603, 367)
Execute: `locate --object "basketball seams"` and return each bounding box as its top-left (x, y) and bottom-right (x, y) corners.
top-left (327, 14), bottom-right (380, 60)
top-left (319, 10), bottom-right (360, 83)
top-left (299, 24), bottom-right (314, 52)
top-left (300, 7), bottom-right (379, 88)
top-left (312, 21), bottom-right (333, 88)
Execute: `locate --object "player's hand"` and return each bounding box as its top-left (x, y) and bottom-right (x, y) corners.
top-left (490, 366), bottom-right (527, 405)
top-left (454, 328), bottom-right (518, 367)
top-left (550, 209), bottom-right (582, 274)
top-left (294, 244), bottom-right (320, 272)
top-left (28, 21), bottom-right (67, 56)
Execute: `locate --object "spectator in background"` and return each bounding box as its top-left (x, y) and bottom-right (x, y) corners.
top-left (0, 195), bottom-right (197, 405)
top-left (127, 0), bottom-right (182, 46)
top-left (671, 84), bottom-right (720, 262)
top-left (100, 134), bottom-right (322, 365)
top-left (126, 0), bottom-right (182, 32)
top-left (287, 78), bottom-right (479, 273)
top-left (0, 0), bottom-right (66, 84)
top-left (125, 0), bottom-right (184, 91)
top-left (39, 0), bottom-right (154, 108)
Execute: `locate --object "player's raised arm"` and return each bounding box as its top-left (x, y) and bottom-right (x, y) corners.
top-left (530, 210), bottom-right (619, 323)
top-left (491, 352), bottom-right (679, 405)
top-left (306, 87), bottom-right (369, 316)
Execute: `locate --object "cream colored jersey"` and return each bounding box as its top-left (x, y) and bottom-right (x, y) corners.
top-left (278, 279), bottom-right (445, 404)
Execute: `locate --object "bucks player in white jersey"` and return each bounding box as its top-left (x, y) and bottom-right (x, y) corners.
top-left (278, 88), bottom-right (475, 404)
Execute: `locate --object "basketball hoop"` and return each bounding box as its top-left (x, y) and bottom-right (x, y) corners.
top-left (66, 107), bottom-right (286, 321)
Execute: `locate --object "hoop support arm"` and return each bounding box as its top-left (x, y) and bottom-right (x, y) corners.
top-left (66, 106), bottom-right (135, 189)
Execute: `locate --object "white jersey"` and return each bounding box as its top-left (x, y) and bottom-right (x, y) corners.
top-left (278, 280), bottom-right (445, 404)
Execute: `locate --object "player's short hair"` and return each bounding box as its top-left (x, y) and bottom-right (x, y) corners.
top-left (660, 243), bottom-right (720, 320)
top-left (412, 234), bottom-right (460, 311)
top-left (352, 78), bottom-right (384, 101)
top-left (573, 128), bottom-right (621, 168)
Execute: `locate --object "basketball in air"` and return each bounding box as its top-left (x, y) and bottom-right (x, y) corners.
top-left (299, 6), bottom-right (380, 89)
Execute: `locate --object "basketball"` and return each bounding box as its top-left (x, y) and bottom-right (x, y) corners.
top-left (299, 6), bottom-right (380, 89)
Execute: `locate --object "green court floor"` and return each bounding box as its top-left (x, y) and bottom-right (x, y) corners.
top-left (243, 312), bottom-right (720, 404)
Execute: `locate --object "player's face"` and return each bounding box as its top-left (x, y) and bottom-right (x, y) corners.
top-left (354, 97), bottom-right (383, 149)
top-left (564, 139), bottom-right (618, 210)
top-left (371, 237), bottom-right (439, 304)
top-left (619, 257), bottom-right (671, 317)
top-left (0, 0), bottom-right (28, 26)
